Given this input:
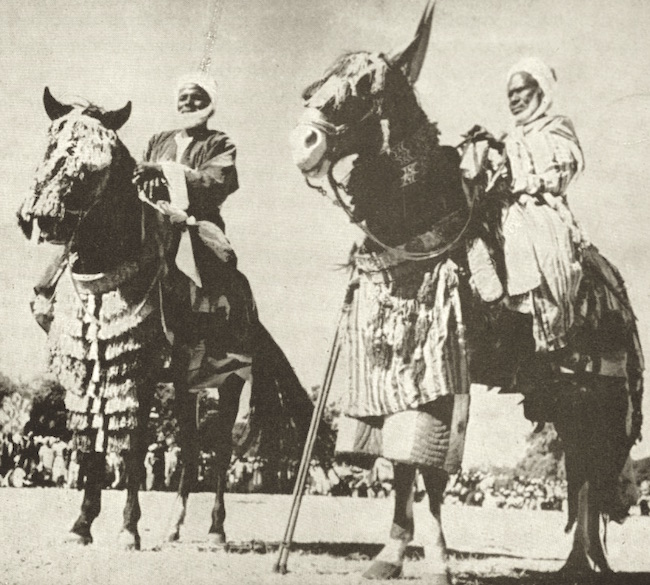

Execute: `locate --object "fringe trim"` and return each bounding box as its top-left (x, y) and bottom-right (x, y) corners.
top-left (46, 256), bottom-right (168, 455)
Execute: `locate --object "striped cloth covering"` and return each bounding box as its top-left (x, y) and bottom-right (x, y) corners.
top-left (343, 256), bottom-right (470, 418)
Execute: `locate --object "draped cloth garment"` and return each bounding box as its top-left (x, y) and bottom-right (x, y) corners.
top-left (336, 254), bottom-right (470, 472)
top-left (503, 115), bottom-right (586, 352)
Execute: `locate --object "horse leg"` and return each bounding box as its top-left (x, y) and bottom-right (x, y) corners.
top-left (561, 478), bottom-right (612, 575)
top-left (363, 463), bottom-right (415, 580)
top-left (67, 451), bottom-right (104, 545)
top-left (420, 467), bottom-right (450, 585)
top-left (208, 374), bottom-right (245, 547)
top-left (166, 390), bottom-right (198, 543)
top-left (118, 442), bottom-right (146, 551)
top-left (558, 375), bottom-right (628, 576)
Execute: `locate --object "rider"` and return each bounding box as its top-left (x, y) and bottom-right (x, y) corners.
top-left (478, 57), bottom-right (587, 354)
top-left (133, 72), bottom-right (253, 542)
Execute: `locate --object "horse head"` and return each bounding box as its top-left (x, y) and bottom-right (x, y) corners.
top-left (290, 1), bottom-right (435, 178)
top-left (291, 1), bottom-right (468, 250)
top-left (18, 88), bottom-right (137, 270)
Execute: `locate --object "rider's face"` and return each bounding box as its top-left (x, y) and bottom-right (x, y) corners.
top-left (507, 72), bottom-right (541, 117)
top-left (177, 85), bottom-right (211, 113)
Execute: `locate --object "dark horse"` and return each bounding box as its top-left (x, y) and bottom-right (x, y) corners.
top-left (291, 0), bottom-right (643, 581)
top-left (18, 89), bottom-right (313, 550)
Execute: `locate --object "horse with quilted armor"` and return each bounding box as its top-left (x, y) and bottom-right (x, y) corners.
top-left (18, 88), bottom-right (313, 550)
top-left (290, 0), bottom-right (643, 580)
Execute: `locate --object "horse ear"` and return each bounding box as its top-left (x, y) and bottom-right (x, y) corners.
top-left (385, 0), bottom-right (435, 86)
top-left (102, 101), bottom-right (132, 131)
top-left (43, 87), bottom-right (73, 121)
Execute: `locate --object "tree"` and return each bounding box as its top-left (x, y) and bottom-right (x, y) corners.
top-left (515, 423), bottom-right (566, 481)
top-left (23, 377), bottom-right (69, 439)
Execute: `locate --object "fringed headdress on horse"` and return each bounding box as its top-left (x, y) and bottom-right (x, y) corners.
top-left (295, 0), bottom-right (470, 261)
top-left (18, 88), bottom-right (132, 245)
top-left (301, 0), bottom-right (436, 156)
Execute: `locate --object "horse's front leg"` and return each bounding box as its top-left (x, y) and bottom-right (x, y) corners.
top-left (420, 467), bottom-right (451, 585)
top-left (67, 451), bottom-right (104, 545)
top-left (208, 374), bottom-right (245, 547)
top-left (363, 463), bottom-right (415, 580)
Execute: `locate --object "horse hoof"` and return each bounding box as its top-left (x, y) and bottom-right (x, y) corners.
top-left (207, 532), bottom-right (227, 549)
top-left (63, 531), bottom-right (92, 546)
top-left (118, 530), bottom-right (141, 551)
top-left (425, 572), bottom-right (451, 585)
top-left (362, 560), bottom-right (403, 580)
top-left (166, 531), bottom-right (180, 543)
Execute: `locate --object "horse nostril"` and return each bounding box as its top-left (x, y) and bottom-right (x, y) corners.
top-left (305, 130), bottom-right (318, 149)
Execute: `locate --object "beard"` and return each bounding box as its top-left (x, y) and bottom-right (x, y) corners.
top-left (176, 105), bottom-right (214, 129)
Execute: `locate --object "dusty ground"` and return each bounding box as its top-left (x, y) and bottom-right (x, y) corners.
top-left (1, 489), bottom-right (649, 585)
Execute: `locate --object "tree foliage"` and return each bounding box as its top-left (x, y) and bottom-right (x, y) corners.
top-left (23, 376), bottom-right (69, 438)
top-left (515, 423), bottom-right (565, 481)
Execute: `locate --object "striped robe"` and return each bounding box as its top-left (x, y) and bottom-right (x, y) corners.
top-left (503, 115), bottom-right (586, 352)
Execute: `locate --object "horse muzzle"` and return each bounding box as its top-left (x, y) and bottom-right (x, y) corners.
top-left (290, 123), bottom-right (330, 176)
top-left (18, 212), bottom-right (77, 245)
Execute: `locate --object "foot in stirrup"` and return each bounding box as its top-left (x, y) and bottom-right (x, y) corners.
top-left (363, 539), bottom-right (407, 580)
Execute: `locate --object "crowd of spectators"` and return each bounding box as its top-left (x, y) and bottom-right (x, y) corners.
top-left (443, 470), bottom-right (567, 511)
top-left (4, 431), bottom-right (650, 518)
top-left (0, 432), bottom-right (77, 488)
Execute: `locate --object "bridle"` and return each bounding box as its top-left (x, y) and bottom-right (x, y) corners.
top-left (302, 105), bottom-right (477, 262)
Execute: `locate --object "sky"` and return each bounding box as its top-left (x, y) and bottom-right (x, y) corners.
top-left (1, 0), bottom-right (650, 466)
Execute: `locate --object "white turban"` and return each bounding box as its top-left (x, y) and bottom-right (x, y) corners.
top-left (507, 57), bottom-right (557, 125)
top-left (175, 72), bottom-right (219, 129)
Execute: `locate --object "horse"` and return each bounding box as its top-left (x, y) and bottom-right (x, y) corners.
top-left (460, 132), bottom-right (644, 576)
top-left (18, 88), bottom-right (315, 550)
top-left (18, 89), bottom-right (165, 549)
top-left (290, 1), bottom-right (643, 580)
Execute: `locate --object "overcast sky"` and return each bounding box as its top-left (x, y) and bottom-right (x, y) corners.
top-left (1, 0), bottom-right (649, 464)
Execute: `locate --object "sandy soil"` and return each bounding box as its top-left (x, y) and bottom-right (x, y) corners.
top-left (1, 489), bottom-right (649, 584)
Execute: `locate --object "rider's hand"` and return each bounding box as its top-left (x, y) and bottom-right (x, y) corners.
top-left (132, 162), bottom-right (163, 186)
top-left (133, 163), bottom-right (169, 201)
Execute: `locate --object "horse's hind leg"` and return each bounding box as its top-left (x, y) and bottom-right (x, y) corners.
top-left (67, 451), bottom-right (104, 545)
top-left (363, 463), bottom-right (415, 580)
top-left (208, 374), bottom-right (245, 547)
top-left (166, 390), bottom-right (199, 543)
top-left (119, 445), bottom-right (146, 550)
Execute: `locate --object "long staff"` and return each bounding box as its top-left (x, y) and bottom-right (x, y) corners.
top-left (274, 285), bottom-right (352, 574)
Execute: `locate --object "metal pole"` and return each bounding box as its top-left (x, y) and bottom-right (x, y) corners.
top-left (274, 298), bottom-right (348, 574)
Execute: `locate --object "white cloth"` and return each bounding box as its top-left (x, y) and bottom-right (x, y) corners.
top-left (158, 133), bottom-right (201, 286)
top-left (175, 72), bottom-right (219, 129)
top-left (508, 57), bottom-right (556, 126)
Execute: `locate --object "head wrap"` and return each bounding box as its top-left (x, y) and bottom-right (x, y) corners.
top-left (175, 72), bottom-right (219, 129)
top-left (507, 57), bottom-right (556, 125)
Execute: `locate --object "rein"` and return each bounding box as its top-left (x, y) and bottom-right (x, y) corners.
top-left (305, 151), bottom-right (476, 263)
top-left (65, 179), bottom-right (165, 327)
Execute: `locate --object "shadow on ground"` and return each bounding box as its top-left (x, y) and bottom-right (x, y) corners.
top-left (454, 571), bottom-right (650, 585)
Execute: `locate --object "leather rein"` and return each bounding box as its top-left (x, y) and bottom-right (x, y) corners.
top-left (302, 109), bottom-right (476, 262)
